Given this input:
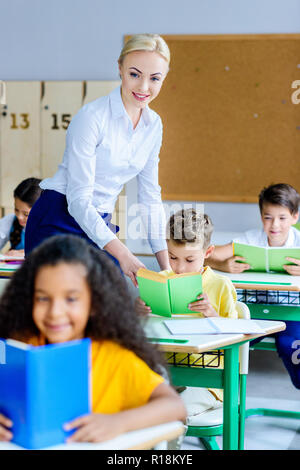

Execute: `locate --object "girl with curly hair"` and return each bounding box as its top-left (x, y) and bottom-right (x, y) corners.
top-left (0, 178), bottom-right (42, 258)
top-left (0, 235), bottom-right (185, 443)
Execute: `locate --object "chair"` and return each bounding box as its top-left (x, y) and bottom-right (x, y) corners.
top-left (182, 301), bottom-right (250, 450)
top-left (0, 278), bottom-right (9, 297)
top-left (246, 338), bottom-right (300, 421)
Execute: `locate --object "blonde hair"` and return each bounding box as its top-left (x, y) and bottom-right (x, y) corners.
top-left (167, 209), bottom-right (214, 250)
top-left (118, 34), bottom-right (170, 65)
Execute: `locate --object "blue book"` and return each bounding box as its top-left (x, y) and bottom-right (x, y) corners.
top-left (0, 338), bottom-right (91, 449)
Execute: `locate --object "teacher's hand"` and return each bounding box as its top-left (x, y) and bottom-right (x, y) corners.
top-left (119, 250), bottom-right (146, 286)
top-left (104, 239), bottom-right (146, 286)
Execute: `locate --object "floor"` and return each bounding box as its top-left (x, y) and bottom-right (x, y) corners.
top-left (181, 348), bottom-right (300, 450)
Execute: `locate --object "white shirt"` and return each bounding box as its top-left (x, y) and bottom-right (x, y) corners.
top-left (40, 86), bottom-right (167, 253)
top-left (234, 227), bottom-right (300, 247)
top-left (0, 214), bottom-right (15, 250)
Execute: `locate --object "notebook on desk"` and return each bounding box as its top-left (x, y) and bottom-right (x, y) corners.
top-left (164, 317), bottom-right (266, 335)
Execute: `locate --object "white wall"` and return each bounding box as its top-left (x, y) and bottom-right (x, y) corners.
top-left (2, 0), bottom-right (299, 81)
top-left (1, 0), bottom-right (299, 251)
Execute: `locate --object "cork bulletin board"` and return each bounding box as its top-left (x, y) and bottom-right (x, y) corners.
top-left (146, 34), bottom-right (300, 202)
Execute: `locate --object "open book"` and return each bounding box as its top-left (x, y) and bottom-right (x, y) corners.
top-left (0, 254), bottom-right (24, 262)
top-left (233, 242), bottom-right (300, 272)
top-left (164, 317), bottom-right (266, 335)
top-left (0, 338), bottom-right (91, 449)
top-left (137, 268), bottom-right (202, 317)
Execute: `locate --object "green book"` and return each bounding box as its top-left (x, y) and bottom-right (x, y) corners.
top-left (233, 242), bottom-right (300, 272)
top-left (136, 268), bottom-right (202, 317)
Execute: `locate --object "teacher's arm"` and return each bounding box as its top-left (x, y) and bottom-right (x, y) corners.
top-left (104, 239), bottom-right (145, 286)
top-left (65, 109), bottom-right (145, 284)
top-left (137, 121), bottom-right (170, 271)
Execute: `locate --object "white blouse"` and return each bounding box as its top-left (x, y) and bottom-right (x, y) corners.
top-left (0, 214), bottom-right (15, 250)
top-left (40, 86), bottom-right (167, 253)
top-left (234, 227), bottom-right (300, 247)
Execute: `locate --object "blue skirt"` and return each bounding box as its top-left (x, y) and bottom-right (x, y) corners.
top-left (25, 190), bottom-right (120, 269)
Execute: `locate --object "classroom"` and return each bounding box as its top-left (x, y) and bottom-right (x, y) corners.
top-left (0, 0), bottom-right (300, 452)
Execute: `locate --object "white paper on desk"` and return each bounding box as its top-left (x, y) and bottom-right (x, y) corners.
top-left (164, 317), bottom-right (266, 335)
top-left (0, 254), bottom-right (24, 261)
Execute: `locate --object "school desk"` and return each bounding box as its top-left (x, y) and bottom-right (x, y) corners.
top-left (0, 278), bottom-right (9, 296)
top-left (216, 270), bottom-right (300, 422)
top-left (216, 270), bottom-right (300, 322)
top-left (0, 263), bottom-right (19, 279)
top-left (0, 420), bottom-right (184, 450)
top-left (144, 316), bottom-right (285, 450)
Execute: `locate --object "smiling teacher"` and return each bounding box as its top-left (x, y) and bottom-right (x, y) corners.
top-left (25, 34), bottom-right (170, 285)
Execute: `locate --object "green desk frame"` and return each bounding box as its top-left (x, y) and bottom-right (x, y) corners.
top-left (169, 344), bottom-right (242, 450)
top-left (146, 316), bottom-right (285, 450)
top-left (241, 296), bottom-right (300, 423)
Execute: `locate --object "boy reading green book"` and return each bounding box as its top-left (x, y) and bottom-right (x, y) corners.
top-left (136, 209), bottom-right (238, 320)
top-left (206, 183), bottom-right (300, 275)
top-left (137, 269), bottom-right (202, 317)
top-left (136, 209), bottom-right (238, 408)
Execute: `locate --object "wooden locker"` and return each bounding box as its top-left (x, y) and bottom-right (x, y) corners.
top-left (83, 80), bottom-right (120, 105)
top-left (41, 81), bottom-right (83, 179)
top-left (0, 81), bottom-right (41, 214)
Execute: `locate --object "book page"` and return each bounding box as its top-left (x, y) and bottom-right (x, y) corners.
top-left (6, 339), bottom-right (31, 350)
top-left (164, 317), bottom-right (266, 335)
top-left (268, 247), bottom-right (300, 272)
top-left (207, 317), bottom-right (266, 334)
top-left (164, 318), bottom-right (217, 335)
top-left (233, 243), bottom-right (267, 272)
top-left (0, 254), bottom-right (24, 261)
top-left (137, 276), bottom-right (172, 317)
top-left (168, 274), bottom-right (202, 314)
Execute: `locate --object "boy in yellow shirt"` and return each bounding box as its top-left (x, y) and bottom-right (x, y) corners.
top-left (136, 208), bottom-right (238, 320)
top-left (136, 208), bottom-right (238, 415)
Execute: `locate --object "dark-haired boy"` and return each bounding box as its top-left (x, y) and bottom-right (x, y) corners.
top-left (206, 183), bottom-right (300, 389)
top-left (207, 183), bottom-right (300, 275)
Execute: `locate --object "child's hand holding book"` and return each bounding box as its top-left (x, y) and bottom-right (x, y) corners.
top-left (135, 297), bottom-right (152, 316)
top-left (0, 413), bottom-right (13, 442)
top-left (283, 257), bottom-right (300, 276)
top-left (64, 413), bottom-right (125, 443)
top-left (223, 255), bottom-right (251, 273)
top-left (188, 293), bottom-right (219, 317)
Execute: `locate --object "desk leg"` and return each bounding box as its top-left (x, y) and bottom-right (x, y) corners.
top-left (223, 345), bottom-right (239, 450)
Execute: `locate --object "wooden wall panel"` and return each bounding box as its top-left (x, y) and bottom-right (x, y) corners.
top-left (0, 81), bottom-right (41, 213)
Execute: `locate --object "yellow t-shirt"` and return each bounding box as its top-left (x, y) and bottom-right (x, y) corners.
top-left (200, 266), bottom-right (238, 319)
top-left (90, 340), bottom-right (164, 413)
top-left (26, 337), bottom-right (164, 413)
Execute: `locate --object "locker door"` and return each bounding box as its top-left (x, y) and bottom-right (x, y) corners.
top-left (0, 81), bottom-right (41, 214)
top-left (41, 81), bottom-right (83, 179)
top-left (83, 80), bottom-right (120, 105)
